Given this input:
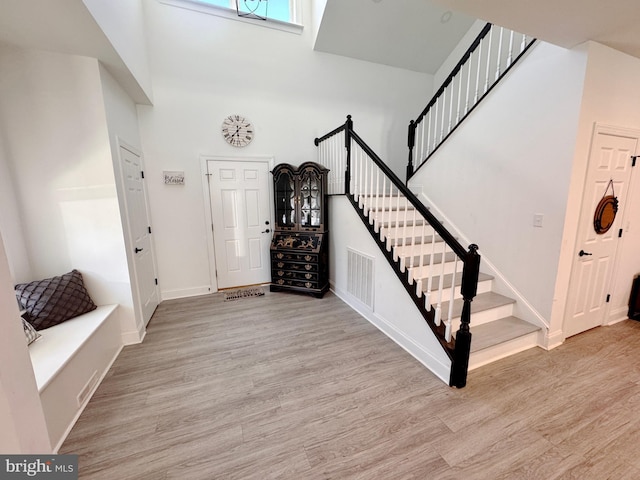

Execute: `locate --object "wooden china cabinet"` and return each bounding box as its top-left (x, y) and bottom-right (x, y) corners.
top-left (270, 162), bottom-right (329, 297)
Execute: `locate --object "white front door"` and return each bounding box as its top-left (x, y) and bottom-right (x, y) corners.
top-left (564, 125), bottom-right (639, 338)
top-left (208, 159), bottom-right (272, 289)
top-left (119, 144), bottom-right (159, 326)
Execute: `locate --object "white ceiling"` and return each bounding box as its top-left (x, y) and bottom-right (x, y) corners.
top-left (1, 0), bottom-right (639, 91)
top-left (314, 0), bottom-right (477, 74)
top-left (316, 0), bottom-right (640, 75)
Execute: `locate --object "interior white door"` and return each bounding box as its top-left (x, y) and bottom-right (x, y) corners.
top-left (120, 144), bottom-right (159, 326)
top-left (564, 126), bottom-right (638, 338)
top-left (208, 159), bottom-right (272, 289)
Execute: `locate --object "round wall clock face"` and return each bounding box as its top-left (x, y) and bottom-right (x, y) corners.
top-left (221, 114), bottom-right (254, 147)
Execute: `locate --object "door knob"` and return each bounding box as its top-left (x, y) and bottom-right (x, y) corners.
top-left (262, 229), bottom-right (270, 234)
top-left (265, 220), bottom-right (270, 225)
top-left (579, 249), bottom-right (592, 257)
top-left (134, 247), bottom-right (144, 253)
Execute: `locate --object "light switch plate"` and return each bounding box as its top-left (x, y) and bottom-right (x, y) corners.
top-left (533, 214), bottom-right (544, 227)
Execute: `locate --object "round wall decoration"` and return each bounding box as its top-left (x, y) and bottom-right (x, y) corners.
top-left (221, 114), bottom-right (254, 147)
top-left (593, 179), bottom-right (618, 235)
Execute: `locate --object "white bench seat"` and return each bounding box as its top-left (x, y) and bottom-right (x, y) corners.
top-left (28, 304), bottom-right (122, 451)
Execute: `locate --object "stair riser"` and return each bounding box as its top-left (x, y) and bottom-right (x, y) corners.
top-left (468, 331), bottom-right (539, 371)
top-left (358, 197), bottom-right (411, 209)
top-left (449, 303), bottom-right (515, 331)
top-left (380, 225), bottom-right (437, 240)
top-left (393, 243), bottom-right (448, 257)
top-left (407, 261), bottom-right (461, 277)
top-left (417, 278), bottom-right (492, 304)
top-left (369, 210), bottom-right (418, 223)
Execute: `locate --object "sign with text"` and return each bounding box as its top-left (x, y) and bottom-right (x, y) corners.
top-left (0, 455), bottom-right (78, 479)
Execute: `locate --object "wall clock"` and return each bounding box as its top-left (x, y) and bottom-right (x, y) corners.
top-left (221, 114), bottom-right (254, 147)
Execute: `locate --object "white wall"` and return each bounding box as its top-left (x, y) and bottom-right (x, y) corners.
top-left (409, 42), bottom-right (588, 323)
top-left (138, 0), bottom-right (431, 298)
top-left (0, 234), bottom-right (51, 453)
top-left (329, 197), bottom-right (452, 383)
top-left (0, 132), bottom-right (31, 280)
top-left (82, 0), bottom-right (154, 103)
top-left (0, 46), bottom-right (135, 333)
top-left (550, 42), bottom-right (640, 336)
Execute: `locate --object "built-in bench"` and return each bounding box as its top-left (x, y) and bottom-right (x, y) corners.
top-left (28, 305), bottom-right (122, 451)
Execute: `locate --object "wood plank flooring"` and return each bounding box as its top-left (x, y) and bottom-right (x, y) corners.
top-left (61, 290), bottom-right (640, 479)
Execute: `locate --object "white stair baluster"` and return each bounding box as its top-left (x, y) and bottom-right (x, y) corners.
top-left (380, 176), bottom-right (387, 241)
top-left (448, 81), bottom-right (454, 133)
top-left (495, 27), bottom-right (504, 81)
top-left (465, 52), bottom-right (472, 114)
top-left (456, 69), bottom-right (463, 125)
top-left (374, 166), bottom-right (381, 232)
top-left (507, 29), bottom-right (515, 67)
top-left (419, 120), bottom-right (426, 167)
top-left (484, 27), bottom-right (493, 94)
top-left (426, 111), bottom-right (433, 159)
top-left (445, 256), bottom-right (459, 342)
top-left (440, 89), bottom-right (446, 142)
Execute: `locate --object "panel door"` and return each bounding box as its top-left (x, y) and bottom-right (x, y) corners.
top-left (564, 126), bottom-right (638, 337)
top-left (119, 145), bottom-right (159, 326)
top-left (209, 160), bottom-right (272, 289)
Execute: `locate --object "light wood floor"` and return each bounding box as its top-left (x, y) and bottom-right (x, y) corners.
top-left (61, 290), bottom-right (640, 479)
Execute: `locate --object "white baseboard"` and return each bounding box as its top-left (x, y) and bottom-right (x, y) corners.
top-left (330, 282), bottom-right (451, 385)
top-left (606, 306), bottom-right (629, 326)
top-left (121, 328), bottom-right (144, 345)
top-left (161, 285), bottom-right (213, 301)
top-left (541, 328), bottom-right (564, 350)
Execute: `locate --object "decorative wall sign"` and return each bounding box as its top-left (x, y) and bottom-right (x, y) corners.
top-left (593, 179), bottom-right (618, 234)
top-left (163, 171), bottom-right (185, 185)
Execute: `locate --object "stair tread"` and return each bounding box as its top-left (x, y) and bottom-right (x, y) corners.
top-left (439, 292), bottom-right (515, 318)
top-left (418, 271), bottom-right (493, 291)
top-left (470, 316), bottom-right (540, 353)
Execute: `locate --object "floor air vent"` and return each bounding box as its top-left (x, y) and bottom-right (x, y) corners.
top-left (347, 248), bottom-right (374, 308)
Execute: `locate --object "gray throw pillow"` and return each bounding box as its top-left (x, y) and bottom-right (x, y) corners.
top-left (15, 269), bottom-right (97, 331)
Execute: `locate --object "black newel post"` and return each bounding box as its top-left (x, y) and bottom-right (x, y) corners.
top-left (345, 115), bottom-right (353, 195)
top-left (406, 120), bottom-right (416, 183)
top-left (450, 244), bottom-right (481, 388)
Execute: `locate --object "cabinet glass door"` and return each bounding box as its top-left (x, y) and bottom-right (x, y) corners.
top-left (274, 171), bottom-right (296, 230)
top-left (299, 170), bottom-right (322, 229)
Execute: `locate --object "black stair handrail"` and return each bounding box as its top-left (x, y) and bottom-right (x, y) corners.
top-left (315, 116), bottom-right (480, 388)
top-left (407, 23), bottom-right (536, 180)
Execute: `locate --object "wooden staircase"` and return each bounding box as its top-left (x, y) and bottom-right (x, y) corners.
top-left (315, 117), bottom-right (541, 386)
top-left (368, 200), bottom-right (540, 370)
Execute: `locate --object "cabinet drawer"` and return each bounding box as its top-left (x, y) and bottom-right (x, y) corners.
top-left (272, 261), bottom-right (319, 272)
top-left (273, 270), bottom-right (318, 281)
top-left (272, 252), bottom-right (318, 263)
top-left (273, 278), bottom-right (319, 289)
